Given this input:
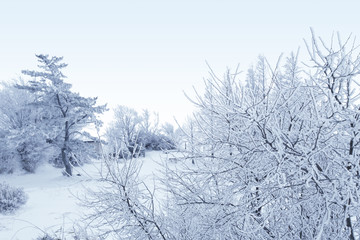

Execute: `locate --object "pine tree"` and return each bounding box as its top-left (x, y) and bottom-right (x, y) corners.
top-left (19, 54), bottom-right (107, 176)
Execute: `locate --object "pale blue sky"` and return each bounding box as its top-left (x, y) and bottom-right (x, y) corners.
top-left (1, 0), bottom-right (359, 125)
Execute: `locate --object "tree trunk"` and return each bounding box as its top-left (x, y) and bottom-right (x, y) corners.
top-left (61, 147), bottom-right (72, 176)
top-left (346, 135), bottom-right (355, 240)
top-left (61, 121), bottom-right (72, 176)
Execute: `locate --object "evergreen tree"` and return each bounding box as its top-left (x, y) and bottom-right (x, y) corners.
top-left (19, 54), bottom-right (107, 176)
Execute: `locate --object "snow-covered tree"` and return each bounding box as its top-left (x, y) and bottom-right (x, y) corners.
top-left (84, 31), bottom-right (360, 239)
top-left (141, 109), bottom-right (159, 137)
top-left (106, 106), bottom-right (176, 156)
top-left (18, 54), bottom-right (107, 176)
top-left (0, 82), bottom-right (55, 173)
top-left (106, 105), bottom-right (143, 157)
top-left (160, 122), bottom-right (177, 149)
top-left (83, 158), bottom-right (169, 239)
top-left (168, 30), bottom-right (360, 239)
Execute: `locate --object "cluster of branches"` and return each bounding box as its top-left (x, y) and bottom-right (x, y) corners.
top-left (0, 55), bottom-right (107, 176)
top-left (105, 106), bottom-right (178, 158)
top-left (0, 82), bottom-right (47, 173)
top-left (84, 31), bottom-right (360, 239)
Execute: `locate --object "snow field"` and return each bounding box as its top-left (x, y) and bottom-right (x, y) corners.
top-left (0, 151), bottom-right (167, 240)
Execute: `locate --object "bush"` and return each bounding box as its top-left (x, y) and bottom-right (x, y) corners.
top-left (35, 235), bottom-right (60, 240)
top-left (17, 141), bottom-right (43, 173)
top-left (0, 133), bottom-right (18, 174)
top-left (0, 155), bottom-right (17, 174)
top-left (142, 133), bottom-right (176, 151)
top-left (0, 182), bottom-right (28, 213)
top-left (35, 236), bottom-right (57, 240)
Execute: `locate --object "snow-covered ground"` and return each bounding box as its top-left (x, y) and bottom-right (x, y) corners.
top-left (0, 151), bottom-right (168, 240)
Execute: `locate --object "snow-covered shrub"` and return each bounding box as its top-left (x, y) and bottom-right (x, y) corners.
top-left (0, 182), bottom-right (27, 213)
top-left (17, 140), bottom-right (44, 173)
top-left (0, 153), bottom-right (17, 174)
top-left (143, 133), bottom-right (176, 150)
top-left (0, 130), bottom-right (18, 174)
top-left (0, 83), bottom-right (55, 174)
top-left (35, 235), bottom-right (58, 240)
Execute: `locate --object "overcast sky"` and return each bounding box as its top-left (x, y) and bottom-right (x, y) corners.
top-left (1, 0), bottom-right (359, 126)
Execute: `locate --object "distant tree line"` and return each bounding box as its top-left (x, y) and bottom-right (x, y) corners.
top-left (105, 106), bottom-right (178, 158)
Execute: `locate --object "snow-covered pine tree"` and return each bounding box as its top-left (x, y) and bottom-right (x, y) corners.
top-left (19, 54), bottom-right (107, 176)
